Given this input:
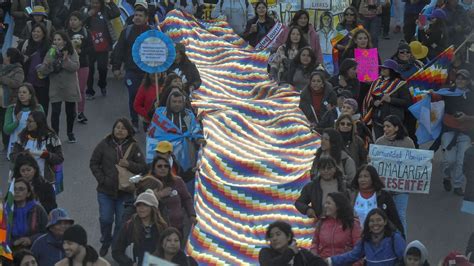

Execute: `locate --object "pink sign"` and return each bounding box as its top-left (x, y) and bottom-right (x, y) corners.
top-left (355, 48), bottom-right (379, 82)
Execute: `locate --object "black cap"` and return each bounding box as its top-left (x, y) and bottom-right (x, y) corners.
top-left (63, 224), bottom-right (87, 246)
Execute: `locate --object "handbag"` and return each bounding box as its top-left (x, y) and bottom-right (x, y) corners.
top-left (116, 143), bottom-right (136, 193)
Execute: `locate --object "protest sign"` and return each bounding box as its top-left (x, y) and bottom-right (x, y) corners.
top-left (355, 48), bottom-right (379, 82)
top-left (369, 144), bottom-right (434, 194)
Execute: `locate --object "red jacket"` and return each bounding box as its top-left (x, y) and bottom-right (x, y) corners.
top-left (133, 84), bottom-right (158, 121)
top-left (311, 217), bottom-right (362, 262)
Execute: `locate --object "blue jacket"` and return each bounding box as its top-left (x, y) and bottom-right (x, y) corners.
top-left (331, 232), bottom-right (406, 265)
top-left (31, 232), bottom-right (65, 266)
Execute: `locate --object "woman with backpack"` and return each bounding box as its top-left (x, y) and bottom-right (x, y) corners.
top-left (327, 208), bottom-right (406, 266)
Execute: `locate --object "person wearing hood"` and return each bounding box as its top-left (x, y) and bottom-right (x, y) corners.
top-left (89, 118), bottom-right (148, 257)
top-left (166, 43), bottom-right (202, 98)
top-left (299, 71), bottom-right (338, 130)
top-left (56, 224), bottom-right (110, 266)
top-left (330, 58), bottom-right (360, 101)
top-left (0, 48), bottom-right (25, 151)
top-left (402, 240), bottom-right (430, 266)
top-left (148, 89), bottom-right (204, 177)
top-left (31, 208), bottom-right (74, 266)
top-left (362, 59), bottom-right (411, 139)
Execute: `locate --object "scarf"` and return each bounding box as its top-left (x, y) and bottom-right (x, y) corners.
top-left (12, 200), bottom-right (37, 238)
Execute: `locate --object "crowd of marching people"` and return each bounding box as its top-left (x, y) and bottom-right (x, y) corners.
top-left (0, 0), bottom-right (472, 265)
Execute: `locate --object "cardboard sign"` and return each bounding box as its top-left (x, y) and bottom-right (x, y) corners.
top-left (369, 144), bottom-right (434, 194)
top-left (355, 48), bottom-right (379, 82)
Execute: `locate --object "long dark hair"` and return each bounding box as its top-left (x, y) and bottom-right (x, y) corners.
top-left (163, 73), bottom-right (182, 89)
top-left (265, 220), bottom-right (294, 245)
top-left (13, 152), bottom-right (44, 186)
top-left (151, 156), bottom-right (175, 187)
top-left (293, 46), bottom-right (317, 72)
top-left (291, 10), bottom-right (311, 32)
top-left (18, 111), bottom-right (55, 149)
top-left (130, 205), bottom-right (167, 244)
top-left (316, 128), bottom-right (344, 163)
top-left (351, 164), bottom-right (385, 191)
top-left (14, 83), bottom-right (39, 115)
top-left (13, 249), bottom-right (37, 266)
top-left (317, 157), bottom-right (343, 180)
top-left (285, 26), bottom-right (308, 56)
top-left (25, 23), bottom-right (50, 57)
top-left (7, 48), bottom-right (24, 65)
top-left (251, 1), bottom-right (271, 21)
top-left (361, 208), bottom-right (397, 242)
top-left (67, 246), bottom-right (100, 266)
top-left (154, 227), bottom-right (183, 258)
top-left (327, 192), bottom-right (354, 230)
top-left (305, 71), bottom-right (328, 92)
top-left (53, 30), bottom-right (75, 55)
top-left (340, 7), bottom-right (359, 29)
top-left (383, 115), bottom-right (409, 140)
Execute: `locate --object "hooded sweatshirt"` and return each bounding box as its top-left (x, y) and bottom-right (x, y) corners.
top-left (404, 240), bottom-right (429, 265)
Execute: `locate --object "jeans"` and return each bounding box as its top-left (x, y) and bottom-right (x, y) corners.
top-left (124, 71), bottom-right (145, 124)
top-left (361, 15), bottom-right (382, 48)
top-left (97, 192), bottom-right (133, 246)
top-left (392, 193), bottom-right (409, 236)
top-left (51, 102), bottom-right (76, 135)
top-left (441, 131), bottom-right (472, 188)
top-left (87, 51), bottom-right (109, 95)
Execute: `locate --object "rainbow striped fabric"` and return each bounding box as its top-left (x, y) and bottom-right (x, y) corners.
top-left (160, 11), bottom-right (319, 265)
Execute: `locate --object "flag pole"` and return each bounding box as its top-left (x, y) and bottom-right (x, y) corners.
top-left (454, 32), bottom-right (474, 55)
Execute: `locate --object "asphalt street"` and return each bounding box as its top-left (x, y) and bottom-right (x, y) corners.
top-left (0, 33), bottom-right (473, 264)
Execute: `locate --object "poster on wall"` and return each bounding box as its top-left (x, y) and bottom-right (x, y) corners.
top-left (304, 0), bottom-right (331, 10)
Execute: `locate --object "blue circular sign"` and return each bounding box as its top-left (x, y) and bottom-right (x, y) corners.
top-left (132, 30), bottom-right (176, 73)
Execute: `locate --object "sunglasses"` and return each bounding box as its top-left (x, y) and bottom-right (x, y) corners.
top-left (156, 164), bottom-right (170, 169)
top-left (345, 13), bottom-right (355, 16)
top-left (399, 50), bottom-right (411, 54)
top-left (340, 122), bottom-right (352, 126)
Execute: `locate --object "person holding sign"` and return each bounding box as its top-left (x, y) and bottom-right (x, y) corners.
top-left (375, 115), bottom-right (415, 235)
top-left (362, 59), bottom-right (411, 139)
top-left (351, 165), bottom-right (404, 234)
top-left (242, 1), bottom-right (275, 48)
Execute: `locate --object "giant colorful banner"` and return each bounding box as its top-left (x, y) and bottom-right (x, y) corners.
top-left (161, 10), bottom-right (319, 265)
top-left (369, 145), bottom-right (434, 194)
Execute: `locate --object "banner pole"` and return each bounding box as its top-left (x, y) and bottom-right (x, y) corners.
top-left (155, 73), bottom-right (160, 105)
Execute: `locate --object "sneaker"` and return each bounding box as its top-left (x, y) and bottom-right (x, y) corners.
top-left (86, 94), bottom-right (95, 100)
top-left (77, 112), bottom-right (88, 124)
top-left (443, 178), bottom-right (452, 192)
top-left (67, 133), bottom-right (77, 143)
top-left (100, 87), bottom-right (107, 96)
top-left (453, 187), bottom-right (465, 196)
top-left (99, 243), bottom-right (109, 257)
top-left (393, 25), bottom-right (401, 33)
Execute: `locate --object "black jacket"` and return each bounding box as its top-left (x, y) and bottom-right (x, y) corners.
top-left (299, 84), bottom-right (337, 125)
top-left (259, 247), bottom-right (327, 266)
top-left (242, 17), bottom-right (276, 47)
top-left (89, 135), bottom-right (148, 198)
top-left (370, 81), bottom-right (411, 126)
top-left (295, 175), bottom-right (348, 218)
top-left (111, 24), bottom-right (152, 73)
top-left (329, 75), bottom-right (361, 100)
top-left (169, 250), bottom-right (198, 266)
top-left (167, 57), bottom-right (202, 96)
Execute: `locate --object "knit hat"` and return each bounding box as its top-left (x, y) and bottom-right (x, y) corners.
top-left (397, 41), bottom-right (411, 52)
top-left (63, 224), bottom-right (87, 246)
top-left (134, 0), bottom-right (148, 9)
top-left (343, 98), bottom-right (358, 111)
top-left (31, 6), bottom-right (47, 17)
top-left (339, 58), bottom-right (358, 75)
top-left (409, 41), bottom-right (428, 60)
top-left (135, 189), bottom-right (159, 208)
top-left (457, 69), bottom-right (471, 80)
top-left (47, 208), bottom-right (74, 228)
top-left (155, 141), bottom-right (173, 153)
